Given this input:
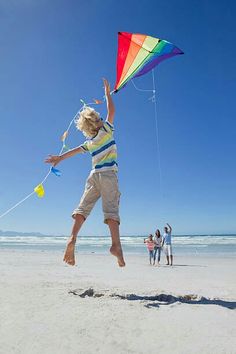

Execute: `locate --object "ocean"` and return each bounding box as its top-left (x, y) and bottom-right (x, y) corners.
top-left (0, 234), bottom-right (236, 257)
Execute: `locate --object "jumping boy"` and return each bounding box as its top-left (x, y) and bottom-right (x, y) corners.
top-left (45, 79), bottom-right (125, 267)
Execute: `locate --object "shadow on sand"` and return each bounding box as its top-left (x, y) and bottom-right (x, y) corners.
top-left (169, 264), bottom-right (206, 267)
top-left (69, 288), bottom-right (236, 310)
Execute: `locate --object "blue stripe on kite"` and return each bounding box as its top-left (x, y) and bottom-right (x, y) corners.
top-left (95, 161), bottom-right (118, 169)
top-left (91, 140), bottom-right (116, 157)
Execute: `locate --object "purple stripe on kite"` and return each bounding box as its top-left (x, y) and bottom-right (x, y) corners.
top-left (173, 46), bottom-right (184, 55)
top-left (134, 50), bottom-right (183, 78)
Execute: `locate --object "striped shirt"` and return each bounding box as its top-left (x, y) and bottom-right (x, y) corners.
top-left (145, 241), bottom-right (155, 251)
top-left (80, 121), bottom-right (118, 172)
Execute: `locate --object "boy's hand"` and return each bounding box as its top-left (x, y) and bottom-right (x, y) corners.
top-left (103, 78), bottom-right (111, 95)
top-left (45, 155), bottom-right (61, 166)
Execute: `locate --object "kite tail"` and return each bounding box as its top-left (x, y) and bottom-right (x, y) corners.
top-left (0, 105), bottom-right (83, 220)
top-left (0, 96), bottom-right (107, 221)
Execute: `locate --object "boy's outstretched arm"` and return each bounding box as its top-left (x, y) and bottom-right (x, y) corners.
top-left (45, 146), bottom-right (83, 166)
top-left (103, 78), bottom-right (115, 124)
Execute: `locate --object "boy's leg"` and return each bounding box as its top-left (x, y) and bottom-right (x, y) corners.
top-left (100, 171), bottom-right (124, 266)
top-left (63, 214), bottom-right (85, 265)
top-left (107, 219), bottom-right (125, 267)
top-left (64, 173), bottom-right (100, 266)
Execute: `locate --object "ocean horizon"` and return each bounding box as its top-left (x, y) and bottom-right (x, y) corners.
top-left (1, 234), bottom-right (236, 256)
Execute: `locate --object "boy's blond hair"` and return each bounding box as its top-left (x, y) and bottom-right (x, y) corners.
top-left (76, 106), bottom-right (101, 138)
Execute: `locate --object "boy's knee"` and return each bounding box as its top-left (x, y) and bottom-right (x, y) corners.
top-left (72, 213), bottom-right (86, 222)
top-left (105, 218), bottom-right (120, 225)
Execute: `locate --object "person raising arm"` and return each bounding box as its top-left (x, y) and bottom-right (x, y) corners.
top-left (45, 78), bottom-right (125, 267)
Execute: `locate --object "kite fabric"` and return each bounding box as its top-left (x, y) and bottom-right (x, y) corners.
top-left (51, 167), bottom-right (62, 177)
top-left (114, 32), bottom-right (183, 92)
top-left (34, 184), bottom-right (45, 198)
top-left (61, 131), bottom-right (68, 142)
top-left (93, 99), bottom-right (103, 104)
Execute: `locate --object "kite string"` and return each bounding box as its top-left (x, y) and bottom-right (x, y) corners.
top-left (151, 69), bottom-right (162, 194)
top-left (0, 192), bottom-right (36, 219)
top-left (0, 97), bottom-right (106, 220)
top-left (0, 80), bottom-right (162, 220)
top-left (0, 105), bottom-right (84, 220)
top-left (36, 106), bottom-right (83, 186)
top-left (131, 79), bottom-right (153, 92)
top-left (131, 71), bottom-right (162, 194)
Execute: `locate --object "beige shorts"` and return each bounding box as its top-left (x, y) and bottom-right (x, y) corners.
top-left (72, 170), bottom-right (121, 224)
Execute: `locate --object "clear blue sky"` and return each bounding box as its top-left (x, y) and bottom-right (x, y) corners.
top-left (0, 0), bottom-right (235, 235)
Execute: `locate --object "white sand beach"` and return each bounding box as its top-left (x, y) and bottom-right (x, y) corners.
top-left (0, 249), bottom-right (235, 354)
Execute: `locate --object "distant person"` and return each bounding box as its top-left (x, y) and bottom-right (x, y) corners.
top-left (162, 223), bottom-right (173, 266)
top-left (144, 234), bottom-right (155, 265)
top-left (153, 229), bottom-right (162, 265)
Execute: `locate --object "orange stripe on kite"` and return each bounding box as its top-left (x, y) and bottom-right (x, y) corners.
top-left (116, 33), bottom-right (147, 91)
top-left (114, 32), bottom-right (132, 91)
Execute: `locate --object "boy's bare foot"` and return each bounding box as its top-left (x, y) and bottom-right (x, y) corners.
top-left (110, 245), bottom-right (125, 267)
top-left (63, 239), bottom-right (76, 265)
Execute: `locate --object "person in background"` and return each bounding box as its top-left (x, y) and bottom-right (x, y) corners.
top-left (144, 234), bottom-right (155, 265)
top-left (162, 223), bottom-right (173, 266)
top-left (153, 229), bottom-right (162, 265)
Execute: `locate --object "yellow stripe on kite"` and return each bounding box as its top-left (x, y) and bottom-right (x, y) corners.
top-left (119, 36), bottom-right (160, 88)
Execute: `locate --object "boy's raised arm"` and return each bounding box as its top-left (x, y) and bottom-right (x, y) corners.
top-left (103, 78), bottom-right (115, 125)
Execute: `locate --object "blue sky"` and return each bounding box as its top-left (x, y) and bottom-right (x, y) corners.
top-left (0, 0), bottom-right (235, 235)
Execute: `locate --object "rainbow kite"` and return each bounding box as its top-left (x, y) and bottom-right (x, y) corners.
top-left (114, 32), bottom-right (183, 92)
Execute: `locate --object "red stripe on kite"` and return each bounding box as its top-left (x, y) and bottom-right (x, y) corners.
top-left (114, 32), bottom-right (132, 91)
